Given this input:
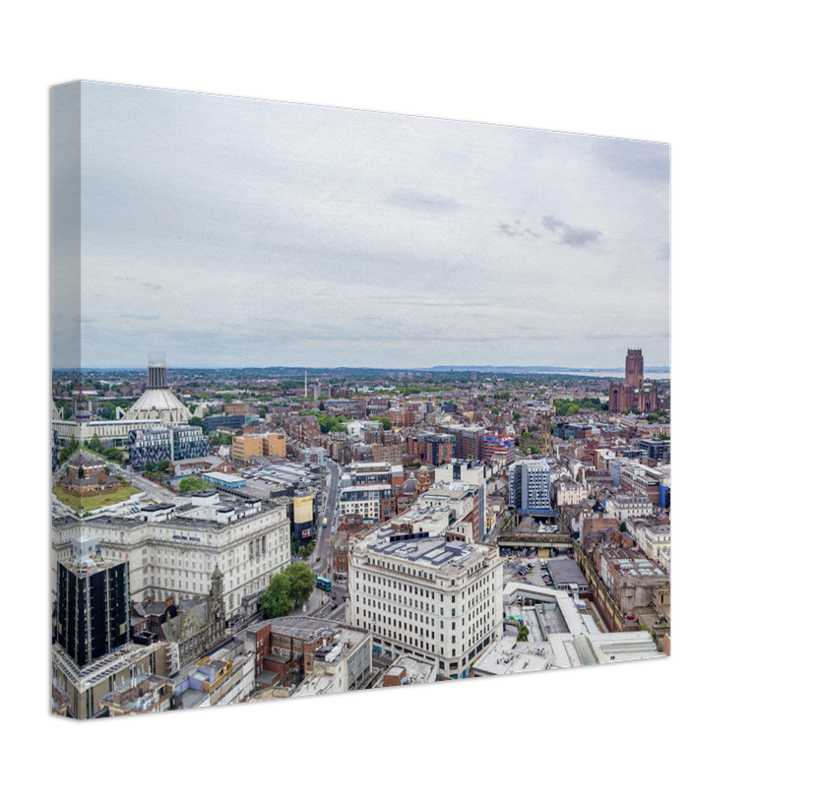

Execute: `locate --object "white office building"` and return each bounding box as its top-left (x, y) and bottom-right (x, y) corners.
top-left (347, 524), bottom-right (503, 680)
top-left (51, 492), bottom-right (291, 617)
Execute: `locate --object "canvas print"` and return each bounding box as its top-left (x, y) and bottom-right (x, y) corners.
top-left (51, 82), bottom-right (670, 719)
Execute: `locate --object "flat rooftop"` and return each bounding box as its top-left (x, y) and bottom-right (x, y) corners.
top-left (471, 638), bottom-right (551, 676)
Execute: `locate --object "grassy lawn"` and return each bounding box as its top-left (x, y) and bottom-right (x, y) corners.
top-left (52, 484), bottom-right (141, 512)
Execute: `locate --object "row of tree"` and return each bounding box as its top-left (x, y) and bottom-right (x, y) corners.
top-left (552, 397), bottom-right (609, 416)
top-left (58, 435), bottom-right (123, 466)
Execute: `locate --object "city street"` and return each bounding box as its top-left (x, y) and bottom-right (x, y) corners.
top-left (310, 458), bottom-right (341, 575)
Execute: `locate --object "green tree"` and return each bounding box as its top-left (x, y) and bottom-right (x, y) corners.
top-left (188, 416), bottom-right (204, 429)
top-left (156, 460), bottom-right (170, 473)
top-left (88, 433), bottom-right (103, 452)
top-left (145, 460), bottom-right (154, 473)
top-left (179, 476), bottom-right (210, 493)
top-left (513, 412), bottom-right (521, 420)
top-left (284, 562), bottom-right (315, 606)
top-left (619, 521), bottom-right (628, 533)
top-left (259, 573), bottom-right (294, 619)
top-left (103, 447), bottom-right (123, 463)
top-left (517, 624), bottom-right (530, 643)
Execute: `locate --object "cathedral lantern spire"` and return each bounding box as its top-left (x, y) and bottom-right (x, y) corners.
top-left (147, 352), bottom-right (168, 389)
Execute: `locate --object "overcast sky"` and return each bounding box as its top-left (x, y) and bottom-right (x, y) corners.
top-left (53, 81), bottom-right (669, 370)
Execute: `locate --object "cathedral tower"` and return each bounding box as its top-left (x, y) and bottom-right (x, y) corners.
top-left (624, 349), bottom-right (644, 390)
top-left (147, 352), bottom-right (169, 390)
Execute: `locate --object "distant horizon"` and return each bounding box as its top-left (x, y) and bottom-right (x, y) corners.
top-left (52, 363), bottom-right (671, 374)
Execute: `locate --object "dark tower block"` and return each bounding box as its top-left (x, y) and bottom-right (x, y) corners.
top-left (56, 537), bottom-right (130, 667)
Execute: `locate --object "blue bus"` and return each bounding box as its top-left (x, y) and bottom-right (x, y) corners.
top-left (316, 576), bottom-right (332, 592)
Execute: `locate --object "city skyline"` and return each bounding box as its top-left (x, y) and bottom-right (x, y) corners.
top-left (52, 82), bottom-right (670, 370)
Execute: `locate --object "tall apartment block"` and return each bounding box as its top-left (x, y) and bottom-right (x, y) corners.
top-left (508, 459), bottom-right (553, 516)
top-left (55, 536), bottom-right (130, 667)
top-left (443, 424), bottom-right (485, 461)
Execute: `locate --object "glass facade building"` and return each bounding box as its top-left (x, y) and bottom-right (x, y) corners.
top-left (128, 425), bottom-right (210, 471)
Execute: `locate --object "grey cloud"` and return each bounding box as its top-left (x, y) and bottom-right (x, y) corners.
top-left (499, 222), bottom-right (521, 236)
top-left (659, 242), bottom-right (670, 261)
top-left (542, 215), bottom-right (601, 249)
top-left (541, 215), bottom-right (564, 232)
top-left (561, 227), bottom-right (601, 248)
top-left (121, 314), bottom-right (160, 320)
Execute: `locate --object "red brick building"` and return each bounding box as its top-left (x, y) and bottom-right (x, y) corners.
top-left (241, 618), bottom-right (351, 686)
